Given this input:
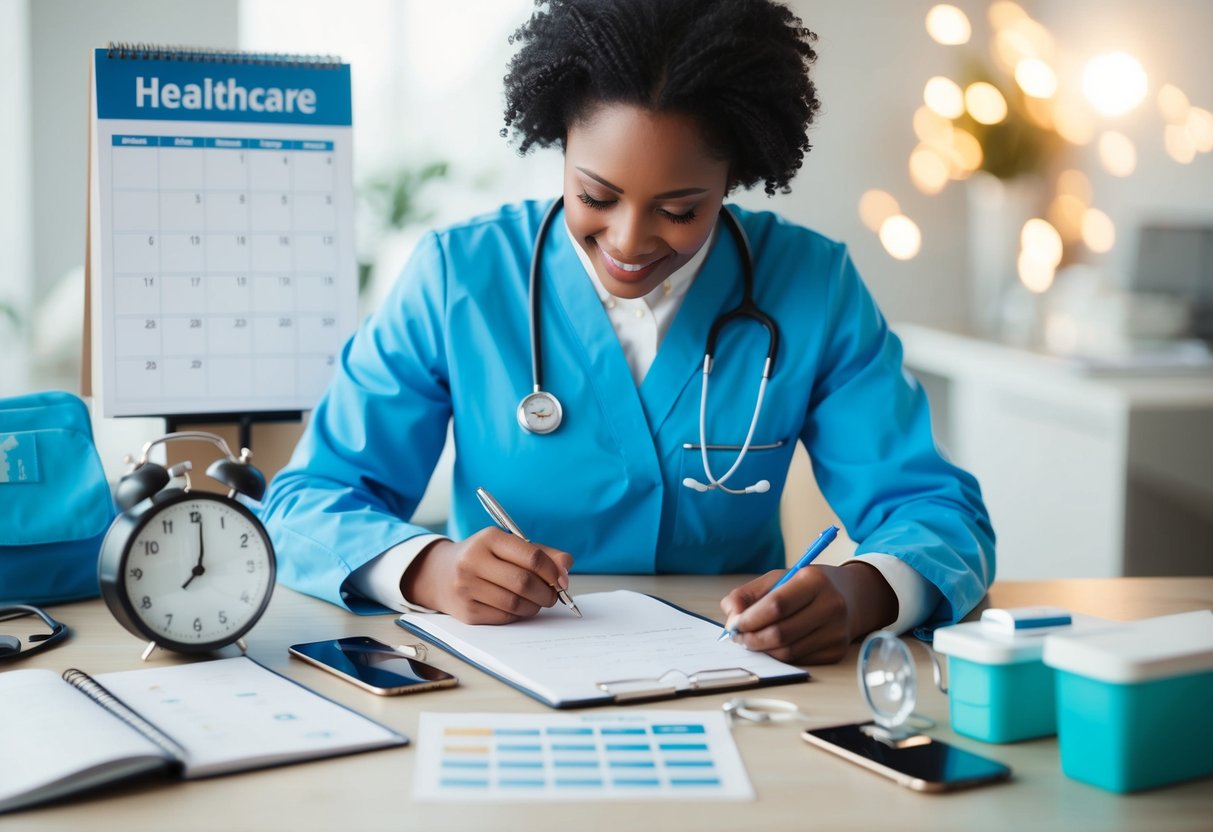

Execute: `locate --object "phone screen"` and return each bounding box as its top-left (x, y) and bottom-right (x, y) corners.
top-left (289, 636), bottom-right (457, 695)
top-left (803, 723), bottom-right (1011, 792)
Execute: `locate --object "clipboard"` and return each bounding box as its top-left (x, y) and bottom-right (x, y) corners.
top-left (396, 590), bottom-right (809, 709)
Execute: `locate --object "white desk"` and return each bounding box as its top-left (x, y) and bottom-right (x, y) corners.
top-left (9, 576), bottom-right (1213, 831)
top-left (897, 324), bottom-right (1213, 579)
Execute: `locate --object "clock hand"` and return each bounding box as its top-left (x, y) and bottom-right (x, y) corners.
top-left (182, 521), bottom-right (206, 590)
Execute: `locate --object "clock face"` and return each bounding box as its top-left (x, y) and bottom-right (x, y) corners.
top-left (115, 493), bottom-right (274, 650)
top-left (517, 391), bottom-right (563, 434)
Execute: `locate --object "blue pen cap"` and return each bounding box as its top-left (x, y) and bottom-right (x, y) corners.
top-left (933, 609), bottom-right (1113, 743)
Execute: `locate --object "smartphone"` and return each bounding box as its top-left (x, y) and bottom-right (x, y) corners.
top-left (289, 636), bottom-right (458, 696)
top-left (802, 722), bottom-right (1011, 793)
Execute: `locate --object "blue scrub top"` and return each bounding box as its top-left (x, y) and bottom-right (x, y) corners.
top-left (260, 200), bottom-right (995, 623)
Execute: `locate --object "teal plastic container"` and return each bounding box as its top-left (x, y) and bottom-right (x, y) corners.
top-left (933, 610), bottom-right (1109, 744)
top-left (1043, 610), bottom-right (1213, 793)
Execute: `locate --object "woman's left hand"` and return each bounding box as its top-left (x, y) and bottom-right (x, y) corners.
top-left (719, 563), bottom-right (898, 664)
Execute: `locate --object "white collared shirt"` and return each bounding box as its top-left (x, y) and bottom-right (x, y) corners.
top-left (565, 221), bottom-right (713, 384)
top-left (347, 217), bottom-right (938, 634)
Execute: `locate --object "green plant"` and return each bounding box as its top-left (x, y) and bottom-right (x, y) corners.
top-left (0, 301), bottom-right (21, 332)
top-left (356, 161), bottom-right (450, 294)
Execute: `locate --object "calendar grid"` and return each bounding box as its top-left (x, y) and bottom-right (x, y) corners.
top-left (91, 47), bottom-right (355, 417)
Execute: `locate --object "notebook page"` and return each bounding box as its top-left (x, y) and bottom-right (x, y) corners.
top-left (400, 590), bottom-right (804, 705)
top-left (0, 670), bottom-right (169, 812)
top-left (94, 656), bottom-right (404, 778)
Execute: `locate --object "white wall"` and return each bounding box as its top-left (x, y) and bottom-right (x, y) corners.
top-left (28, 0), bottom-right (239, 308)
top-left (22, 0), bottom-right (1213, 387)
top-left (0, 0), bottom-right (31, 396)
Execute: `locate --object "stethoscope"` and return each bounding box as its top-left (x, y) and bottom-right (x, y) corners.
top-left (518, 197), bottom-right (781, 496)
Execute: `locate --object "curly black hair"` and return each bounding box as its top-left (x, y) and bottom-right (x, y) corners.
top-left (502, 0), bottom-right (820, 195)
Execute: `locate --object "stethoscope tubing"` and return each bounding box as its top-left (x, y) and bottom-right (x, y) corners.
top-left (523, 197), bottom-right (781, 495)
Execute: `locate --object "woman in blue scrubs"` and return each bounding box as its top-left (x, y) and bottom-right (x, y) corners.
top-left (261, 0), bottom-right (995, 664)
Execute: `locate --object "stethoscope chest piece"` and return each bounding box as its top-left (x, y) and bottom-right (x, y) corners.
top-left (517, 389), bottom-right (563, 434)
top-left (857, 630), bottom-right (922, 745)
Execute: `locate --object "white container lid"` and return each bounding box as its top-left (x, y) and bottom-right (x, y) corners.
top-left (934, 610), bottom-right (1113, 664)
top-left (1043, 610), bottom-right (1213, 683)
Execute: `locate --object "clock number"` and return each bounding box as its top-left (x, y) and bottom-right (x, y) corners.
top-left (241, 591), bottom-right (250, 604)
top-left (220, 516), bottom-right (226, 529)
top-left (246, 559), bottom-right (256, 573)
top-left (128, 567), bottom-right (143, 581)
top-left (164, 613), bottom-right (173, 627)
top-left (140, 540), bottom-right (159, 555)
top-left (162, 519), bottom-right (174, 534)
top-left (189, 511), bottom-right (201, 523)
top-left (140, 596), bottom-right (152, 610)
top-left (240, 533), bottom-right (249, 548)
top-left (193, 618), bottom-right (203, 633)
top-left (218, 611), bottom-right (228, 624)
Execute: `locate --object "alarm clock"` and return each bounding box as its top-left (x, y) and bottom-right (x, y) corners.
top-left (99, 431), bottom-right (275, 660)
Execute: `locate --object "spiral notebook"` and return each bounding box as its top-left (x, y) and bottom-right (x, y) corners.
top-left (398, 590), bottom-right (809, 709)
top-left (84, 44), bottom-right (358, 418)
top-left (0, 656), bottom-right (406, 814)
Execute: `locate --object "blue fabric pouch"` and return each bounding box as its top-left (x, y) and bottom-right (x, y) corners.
top-left (0, 391), bottom-right (115, 604)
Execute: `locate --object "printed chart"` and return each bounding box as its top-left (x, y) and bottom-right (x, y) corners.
top-left (414, 711), bottom-right (753, 801)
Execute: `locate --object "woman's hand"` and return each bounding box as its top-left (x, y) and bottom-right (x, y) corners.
top-left (719, 562), bottom-right (897, 664)
top-left (401, 529), bottom-right (574, 625)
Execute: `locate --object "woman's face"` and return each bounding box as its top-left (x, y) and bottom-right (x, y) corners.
top-left (563, 103), bottom-right (730, 300)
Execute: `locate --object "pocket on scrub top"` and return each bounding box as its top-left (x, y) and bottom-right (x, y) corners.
top-left (673, 438), bottom-right (793, 546)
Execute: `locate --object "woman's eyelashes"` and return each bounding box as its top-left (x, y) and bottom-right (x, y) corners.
top-left (576, 190), bottom-right (612, 210)
top-left (660, 207), bottom-right (697, 224)
top-left (576, 191), bottom-right (699, 225)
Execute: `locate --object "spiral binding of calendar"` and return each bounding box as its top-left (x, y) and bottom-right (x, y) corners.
top-left (105, 41), bottom-right (343, 69)
top-left (62, 668), bottom-right (188, 761)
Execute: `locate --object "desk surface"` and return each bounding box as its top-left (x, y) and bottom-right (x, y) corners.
top-left (12, 576), bottom-right (1213, 831)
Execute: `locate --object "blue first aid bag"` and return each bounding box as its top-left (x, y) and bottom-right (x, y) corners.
top-left (0, 391), bottom-right (115, 604)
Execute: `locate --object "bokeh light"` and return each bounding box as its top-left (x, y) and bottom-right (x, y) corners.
top-left (987, 1), bottom-right (1028, 32)
top-left (1157, 84), bottom-right (1190, 123)
top-left (1097, 130), bottom-right (1137, 176)
top-left (909, 145), bottom-right (951, 194)
top-left (965, 82), bottom-right (1008, 124)
top-left (879, 215), bottom-right (922, 260)
top-left (1047, 193), bottom-right (1087, 243)
top-left (950, 128), bottom-right (984, 176)
top-left (926, 5), bottom-right (971, 46)
top-left (924, 76), bottom-right (965, 119)
top-left (1017, 250), bottom-right (1056, 293)
top-left (1165, 124), bottom-right (1196, 164)
top-left (1052, 95), bottom-right (1095, 145)
top-left (1021, 218), bottom-right (1064, 267)
top-left (859, 189), bottom-right (900, 232)
top-left (1015, 58), bottom-right (1058, 98)
top-left (1186, 107), bottom-right (1213, 153)
top-left (1083, 52), bottom-right (1147, 117)
top-left (913, 106), bottom-right (955, 148)
top-left (1081, 208), bottom-right (1116, 253)
top-left (1056, 169), bottom-right (1093, 203)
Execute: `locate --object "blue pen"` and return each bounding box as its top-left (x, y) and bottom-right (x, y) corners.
top-left (717, 524), bottom-right (839, 641)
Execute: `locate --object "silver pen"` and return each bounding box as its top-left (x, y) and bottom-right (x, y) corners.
top-left (475, 487), bottom-right (582, 618)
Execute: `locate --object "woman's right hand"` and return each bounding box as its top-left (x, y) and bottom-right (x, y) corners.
top-left (400, 528), bottom-right (574, 624)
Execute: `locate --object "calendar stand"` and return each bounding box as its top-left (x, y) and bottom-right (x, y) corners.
top-left (164, 410), bottom-right (302, 456)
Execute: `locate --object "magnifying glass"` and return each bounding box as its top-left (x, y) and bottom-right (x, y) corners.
top-left (857, 631), bottom-right (934, 744)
